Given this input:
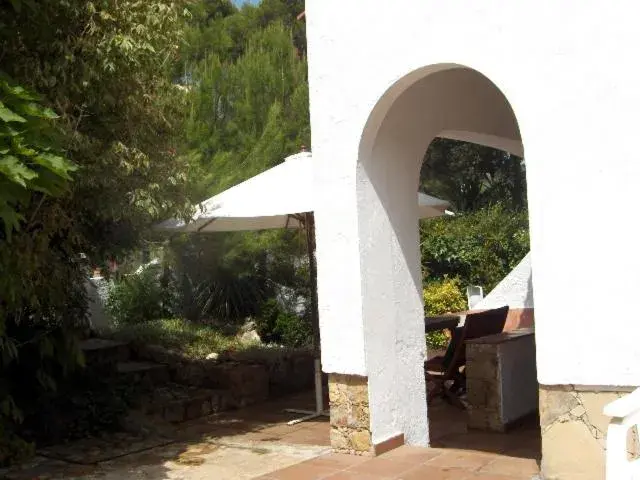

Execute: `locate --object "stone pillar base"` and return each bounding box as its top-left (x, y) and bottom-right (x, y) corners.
top-left (466, 329), bottom-right (538, 432)
top-left (328, 373), bottom-right (372, 455)
top-left (466, 341), bottom-right (502, 431)
top-left (539, 384), bottom-right (639, 480)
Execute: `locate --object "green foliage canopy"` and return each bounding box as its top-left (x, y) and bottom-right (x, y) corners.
top-left (420, 204), bottom-right (530, 293)
top-left (0, 0), bottom-right (196, 463)
top-left (421, 138), bottom-right (527, 212)
top-left (185, 20), bottom-right (310, 195)
top-left (1, 0), bottom-right (196, 257)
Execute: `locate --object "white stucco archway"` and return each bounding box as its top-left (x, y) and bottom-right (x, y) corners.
top-left (309, 2), bottom-right (640, 474)
top-left (332, 64), bottom-right (524, 448)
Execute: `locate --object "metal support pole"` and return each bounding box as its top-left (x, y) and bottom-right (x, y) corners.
top-left (284, 358), bottom-right (328, 425)
top-left (284, 213), bottom-right (329, 425)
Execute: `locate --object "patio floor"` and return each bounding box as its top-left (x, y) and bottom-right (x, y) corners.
top-left (1, 390), bottom-right (541, 479)
top-left (258, 393), bottom-right (541, 479)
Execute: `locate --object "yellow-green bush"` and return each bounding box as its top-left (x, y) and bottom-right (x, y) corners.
top-left (423, 278), bottom-right (467, 349)
top-left (423, 278), bottom-right (467, 316)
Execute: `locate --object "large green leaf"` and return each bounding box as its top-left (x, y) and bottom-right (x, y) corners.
top-left (0, 202), bottom-right (24, 240)
top-left (11, 101), bottom-right (59, 120)
top-left (33, 152), bottom-right (77, 179)
top-left (0, 123), bottom-right (20, 137)
top-left (0, 154), bottom-right (38, 187)
top-left (0, 79), bottom-right (39, 101)
top-left (0, 178), bottom-right (30, 206)
top-left (10, 137), bottom-right (37, 157)
top-left (0, 101), bottom-right (27, 123)
top-left (28, 167), bottom-right (67, 195)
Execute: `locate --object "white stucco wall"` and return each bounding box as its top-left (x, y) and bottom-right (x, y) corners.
top-left (475, 253), bottom-right (533, 311)
top-left (308, 0), bottom-right (640, 382)
top-left (307, 0), bottom-right (640, 445)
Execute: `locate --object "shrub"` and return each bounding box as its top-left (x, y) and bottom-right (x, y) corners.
top-left (108, 318), bottom-right (241, 359)
top-left (423, 278), bottom-right (467, 350)
top-left (0, 322), bottom-right (86, 466)
top-left (0, 429), bottom-right (33, 468)
top-left (423, 278), bottom-right (467, 316)
top-left (106, 268), bottom-right (177, 325)
top-left (274, 310), bottom-right (312, 348)
top-left (167, 231), bottom-right (304, 322)
top-left (255, 298), bottom-right (312, 348)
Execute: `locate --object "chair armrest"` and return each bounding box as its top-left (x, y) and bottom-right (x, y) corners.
top-left (603, 388), bottom-right (640, 420)
top-left (603, 388), bottom-right (640, 479)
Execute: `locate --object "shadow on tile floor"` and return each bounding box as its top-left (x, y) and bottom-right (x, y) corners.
top-left (2, 390), bottom-right (541, 479)
top-left (1, 391), bottom-right (331, 480)
top-left (428, 399), bottom-right (542, 462)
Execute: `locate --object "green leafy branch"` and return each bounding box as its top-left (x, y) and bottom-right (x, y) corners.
top-left (0, 72), bottom-right (77, 239)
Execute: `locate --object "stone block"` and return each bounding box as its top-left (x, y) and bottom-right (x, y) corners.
top-left (163, 402), bottom-right (185, 423)
top-left (185, 397), bottom-right (210, 420)
top-left (201, 363), bottom-right (269, 407)
top-left (539, 386), bottom-right (579, 430)
top-left (330, 428), bottom-right (349, 450)
top-left (260, 353), bottom-right (314, 397)
top-left (211, 391), bottom-right (230, 413)
top-left (465, 378), bottom-right (487, 405)
top-left (174, 363), bottom-right (206, 387)
top-left (291, 355), bottom-right (315, 388)
top-left (328, 373), bottom-right (372, 455)
top-left (466, 349), bottom-right (498, 381)
top-left (200, 398), bottom-right (212, 417)
top-left (330, 401), bottom-right (349, 427)
top-left (350, 429), bottom-right (372, 452)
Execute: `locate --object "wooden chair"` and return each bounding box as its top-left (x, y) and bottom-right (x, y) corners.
top-left (425, 305), bottom-right (509, 408)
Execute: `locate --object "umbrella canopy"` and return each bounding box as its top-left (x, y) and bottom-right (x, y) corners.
top-left (157, 151), bottom-right (450, 233)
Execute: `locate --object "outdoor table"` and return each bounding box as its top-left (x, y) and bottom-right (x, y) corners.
top-left (424, 314), bottom-right (464, 334)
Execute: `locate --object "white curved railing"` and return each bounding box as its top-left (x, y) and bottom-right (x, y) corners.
top-left (603, 388), bottom-right (640, 479)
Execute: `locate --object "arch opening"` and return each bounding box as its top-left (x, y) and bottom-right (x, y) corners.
top-left (354, 64), bottom-right (537, 450)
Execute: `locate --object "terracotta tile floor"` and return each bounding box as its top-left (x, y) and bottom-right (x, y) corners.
top-left (1, 391), bottom-right (540, 479)
top-left (259, 446), bottom-right (539, 479)
top-left (255, 391), bottom-right (541, 480)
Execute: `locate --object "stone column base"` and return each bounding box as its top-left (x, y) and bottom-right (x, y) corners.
top-left (466, 329), bottom-right (538, 432)
top-left (328, 373), bottom-right (372, 455)
top-left (539, 384), bottom-right (639, 480)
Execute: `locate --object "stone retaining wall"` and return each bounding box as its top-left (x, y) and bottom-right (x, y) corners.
top-left (133, 343), bottom-right (315, 409)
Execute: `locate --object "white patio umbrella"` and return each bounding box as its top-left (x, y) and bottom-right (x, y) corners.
top-left (156, 151), bottom-right (450, 233)
top-left (157, 150), bottom-right (451, 424)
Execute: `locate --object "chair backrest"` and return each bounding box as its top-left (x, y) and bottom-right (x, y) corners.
top-left (444, 306), bottom-right (509, 377)
top-left (464, 305), bottom-right (509, 341)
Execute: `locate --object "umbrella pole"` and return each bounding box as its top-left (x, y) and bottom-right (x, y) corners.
top-left (285, 212), bottom-right (329, 425)
top-left (306, 212), bottom-right (321, 357)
